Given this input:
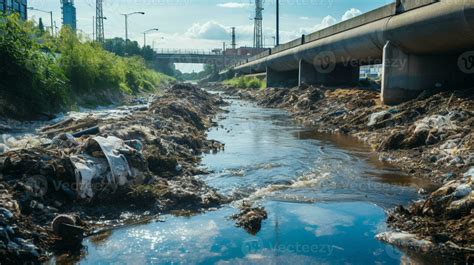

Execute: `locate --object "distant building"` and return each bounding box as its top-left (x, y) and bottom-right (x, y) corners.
top-left (61, 0), bottom-right (76, 31)
top-left (0, 0), bottom-right (28, 20)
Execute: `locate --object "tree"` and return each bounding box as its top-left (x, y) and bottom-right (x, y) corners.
top-left (38, 18), bottom-right (45, 33)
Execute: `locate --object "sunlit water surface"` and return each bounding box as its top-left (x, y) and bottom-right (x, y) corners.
top-left (62, 98), bottom-right (445, 264)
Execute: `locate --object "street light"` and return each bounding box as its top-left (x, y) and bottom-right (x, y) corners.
top-left (143, 28), bottom-right (159, 48)
top-left (28, 7), bottom-right (53, 36)
top-left (121, 12), bottom-right (145, 41)
top-left (276, 0), bottom-right (280, 46)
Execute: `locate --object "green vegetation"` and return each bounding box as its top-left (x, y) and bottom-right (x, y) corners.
top-left (0, 15), bottom-right (172, 119)
top-left (224, 76), bottom-right (266, 89)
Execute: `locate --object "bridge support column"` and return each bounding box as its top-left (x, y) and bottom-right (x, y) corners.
top-left (382, 41), bottom-right (474, 105)
top-left (266, 67), bottom-right (299, 88)
top-left (298, 60), bottom-right (359, 87)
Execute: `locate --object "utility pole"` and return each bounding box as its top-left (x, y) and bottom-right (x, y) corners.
top-left (96, 0), bottom-right (105, 42)
top-left (276, 0), bottom-right (280, 46)
top-left (254, 0), bottom-right (264, 48)
top-left (231, 27), bottom-right (236, 50)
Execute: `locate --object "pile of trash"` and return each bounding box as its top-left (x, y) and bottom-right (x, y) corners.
top-left (230, 85), bottom-right (473, 182)
top-left (221, 84), bottom-right (473, 254)
top-left (385, 167), bottom-right (474, 256)
top-left (0, 83), bottom-right (227, 263)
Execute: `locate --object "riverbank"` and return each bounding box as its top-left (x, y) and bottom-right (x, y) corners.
top-left (216, 84), bottom-right (473, 258)
top-left (0, 84), bottom-right (228, 263)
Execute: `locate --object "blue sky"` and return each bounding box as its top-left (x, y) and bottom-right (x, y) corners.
top-left (28, 0), bottom-right (391, 72)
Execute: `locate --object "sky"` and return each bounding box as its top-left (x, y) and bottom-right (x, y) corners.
top-left (28, 0), bottom-right (392, 72)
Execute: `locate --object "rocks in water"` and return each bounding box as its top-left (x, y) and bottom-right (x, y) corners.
top-left (231, 202), bottom-right (268, 235)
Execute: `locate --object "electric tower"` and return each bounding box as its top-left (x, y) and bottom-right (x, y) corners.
top-left (96, 0), bottom-right (105, 42)
top-left (254, 0), bottom-right (263, 48)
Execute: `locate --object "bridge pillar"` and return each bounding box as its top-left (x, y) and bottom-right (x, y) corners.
top-left (381, 41), bottom-right (474, 105)
top-left (266, 67), bottom-right (299, 88)
top-left (298, 59), bottom-right (359, 87)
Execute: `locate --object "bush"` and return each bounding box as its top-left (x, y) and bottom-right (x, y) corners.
top-left (0, 14), bottom-right (69, 119)
top-left (0, 15), bottom-right (173, 119)
top-left (224, 76), bottom-right (265, 89)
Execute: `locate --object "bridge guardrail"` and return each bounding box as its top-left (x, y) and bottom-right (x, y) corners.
top-left (155, 48), bottom-right (222, 55)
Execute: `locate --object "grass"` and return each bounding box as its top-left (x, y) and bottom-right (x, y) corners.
top-left (223, 76), bottom-right (266, 89)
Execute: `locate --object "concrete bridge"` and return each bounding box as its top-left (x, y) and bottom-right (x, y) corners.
top-left (226, 0), bottom-right (474, 105)
top-left (154, 49), bottom-right (249, 68)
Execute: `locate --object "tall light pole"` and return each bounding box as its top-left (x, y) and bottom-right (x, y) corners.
top-left (276, 0), bottom-right (280, 46)
top-left (143, 28), bottom-right (159, 48)
top-left (28, 7), bottom-right (54, 36)
top-left (121, 12), bottom-right (145, 41)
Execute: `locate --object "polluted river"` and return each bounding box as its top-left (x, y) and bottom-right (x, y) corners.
top-left (44, 92), bottom-right (449, 264)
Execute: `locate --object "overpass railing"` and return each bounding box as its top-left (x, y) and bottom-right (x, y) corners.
top-left (155, 48), bottom-right (222, 55)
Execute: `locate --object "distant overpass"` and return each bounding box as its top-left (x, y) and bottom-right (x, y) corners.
top-left (225, 0), bottom-right (474, 105)
top-left (154, 49), bottom-right (249, 68)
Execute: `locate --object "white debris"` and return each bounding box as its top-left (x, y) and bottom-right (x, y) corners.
top-left (464, 167), bottom-right (474, 178)
top-left (368, 110), bottom-right (391, 126)
top-left (376, 232), bottom-right (434, 252)
top-left (91, 136), bottom-right (134, 186)
top-left (70, 136), bottom-right (139, 199)
top-left (414, 115), bottom-right (457, 133)
top-left (71, 155), bottom-right (108, 199)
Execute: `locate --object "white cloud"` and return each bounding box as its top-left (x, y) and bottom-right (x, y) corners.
top-left (299, 16), bottom-right (310, 20)
top-left (185, 21), bottom-right (230, 40)
top-left (217, 2), bottom-right (252, 8)
top-left (299, 15), bottom-right (337, 35)
top-left (342, 8), bottom-right (362, 21)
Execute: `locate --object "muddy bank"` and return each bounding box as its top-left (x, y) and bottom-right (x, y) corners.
top-left (0, 84), bottom-right (228, 263)
top-left (219, 84), bottom-right (473, 257)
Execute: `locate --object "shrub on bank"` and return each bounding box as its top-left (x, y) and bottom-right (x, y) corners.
top-left (224, 76), bottom-right (265, 89)
top-left (0, 15), bottom-right (69, 119)
top-left (0, 15), bottom-right (173, 119)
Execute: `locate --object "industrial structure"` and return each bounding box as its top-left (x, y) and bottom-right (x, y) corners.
top-left (61, 0), bottom-right (76, 31)
top-left (0, 0), bottom-right (27, 20)
top-left (231, 27), bottom-right (236, 50)
top-left (96, 0), bottom-right (105, 42)
top-left (253, 0), bottom-right (263, 48)
top-left (227, 0), bottom-right (474, 105)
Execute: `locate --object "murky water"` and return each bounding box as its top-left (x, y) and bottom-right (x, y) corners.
top-left (70, 98), bottom-right (441, 264)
